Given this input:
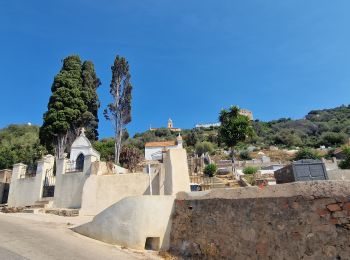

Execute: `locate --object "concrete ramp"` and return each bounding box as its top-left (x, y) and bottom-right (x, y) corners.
top-left (73, 195), bottom-right (175, 250)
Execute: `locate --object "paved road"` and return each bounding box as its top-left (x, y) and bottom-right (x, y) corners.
top-left (0, 214), bottom-right (156, 260)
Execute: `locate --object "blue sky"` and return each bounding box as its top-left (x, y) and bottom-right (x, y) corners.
top-left (0, 1), bottom-right (349, 138)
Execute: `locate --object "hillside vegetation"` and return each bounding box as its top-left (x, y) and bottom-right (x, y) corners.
top-left (0, 125), bottom-right (45, 169)
top-left (0, 105), bottom-right (349, 168)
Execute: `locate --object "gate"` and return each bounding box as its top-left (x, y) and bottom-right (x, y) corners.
top-left (1, 183), bottom-right (9, 204)
top-left (42, 168), bottom-right (55, 198)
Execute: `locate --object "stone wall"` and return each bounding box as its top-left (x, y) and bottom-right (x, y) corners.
top-left (169, 181), bottom-right (350, 259)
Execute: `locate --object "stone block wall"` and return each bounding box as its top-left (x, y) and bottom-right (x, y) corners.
top-left (169, 181), bottom-right (350, 259)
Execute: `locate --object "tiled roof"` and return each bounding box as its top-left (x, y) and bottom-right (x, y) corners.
top-left (145, 141), bottom-right (176, 147)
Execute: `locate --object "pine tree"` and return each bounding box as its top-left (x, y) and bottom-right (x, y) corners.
top-left (39, 55), bottom-right (88, 158)
top-left (104, 55), bottom-right (133, 164)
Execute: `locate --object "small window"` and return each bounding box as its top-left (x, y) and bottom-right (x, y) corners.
top-left (145, 237), bottom-right (160, 250)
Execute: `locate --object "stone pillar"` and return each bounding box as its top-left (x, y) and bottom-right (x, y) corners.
top-left (164, 148), bottom-right (190, 195)
top-left (12, 163), bottom-right (27, 181)
top-left (83, 155), bottom-right (98, 176)
top-left (56, 156), bottom-right (68, 176)
top-left (7, 163), bottom-right (27, 207)
top-left (35, 155), bottom-right (55, 201)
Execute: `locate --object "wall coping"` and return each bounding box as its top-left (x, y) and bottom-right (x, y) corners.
top-left (176, 181), bottom-right (350, 201)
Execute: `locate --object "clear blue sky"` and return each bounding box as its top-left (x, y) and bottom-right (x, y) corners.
top-left (0, 1), bottom-right (349, 138)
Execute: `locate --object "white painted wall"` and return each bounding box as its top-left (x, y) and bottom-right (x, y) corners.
top-left (7, 155), bottom-right (55, 207)
top-left (53, 170), bottom-right (88, 209)
top-left (80, 172), bottom-right (159, 216)
top-left (163, 148), bottom-right (191, 195)
top-left (74, 195), bottom-right (175, 250)
top-left (145, 146), bottom-right (174, 161)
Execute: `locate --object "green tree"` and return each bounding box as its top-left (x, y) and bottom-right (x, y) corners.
top-left (195, 141), bottom-right (214, 156)
top-left (273, 130), bottom-right (302, 147)
top-left (39, 55), bottom-right (88, 158)
top-left (0, 124), bottom-right (45, 169)
top-left (218, 106), bottom-right (254, 158)
top-left (104, 55), bottom-right (133, 164)
top-left (294, 148), bottom-right (320, 161)
top-left (93, 138), bottom-right (115, 162)
top-left (185, 130), bottom-right (199, 147)
top-left (81, 61), bottom-right (101, 141)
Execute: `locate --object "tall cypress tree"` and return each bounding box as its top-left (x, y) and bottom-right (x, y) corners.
top-left (104, 55), bottom-right (133, 164)
top-left (39, 55), bottom-right (88, 158)
top-left (81, 61), bottom-right (101, 141)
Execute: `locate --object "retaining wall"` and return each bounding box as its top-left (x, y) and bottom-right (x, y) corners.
top-left (170, 181), bottom-right (350, 259)
top-left (79, 173), bottom-right (159, 216)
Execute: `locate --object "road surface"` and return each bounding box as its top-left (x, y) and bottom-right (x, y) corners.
top-left (0, 213), bottom-right (158, 260)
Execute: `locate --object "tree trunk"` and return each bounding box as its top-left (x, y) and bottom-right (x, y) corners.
top-left (56, 134), bottom-right (67, 159)
top-left (114, 112), bottom-right (124, 165)
top-left (231, 146), bottom-right (235, 173)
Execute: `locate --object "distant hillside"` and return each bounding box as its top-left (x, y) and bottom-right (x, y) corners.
top-left (1, 105), bottom-right (349, 167)
top-left (119, 105), bottom-right (350, 155)
top-left (0, 124), bottom-right (45, 169)
top-left (253, 105), bottom-right (350, 148)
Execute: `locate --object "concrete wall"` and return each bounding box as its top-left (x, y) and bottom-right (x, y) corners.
top-left (80, 172), bottom-right (159, 216)
top-left (163, 148), bottom-right (190, 195)
top-left (53, 155), bottom-right (98, 209)
top-left (53, 171), bottom-right (88, 209)
top-left (7, 155), bottom-right (55, 207)
top-left (328, 169), bottom-right (350, 181)
top-left (74, 195), bottom-right (175, 250)
top-left (170, 181), bottom-right (350, 259)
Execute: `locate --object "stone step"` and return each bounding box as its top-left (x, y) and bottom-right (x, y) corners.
top-left (22, 208), bottom-right (44, 214)
top-left (45, 208), bottom-right (80, 217)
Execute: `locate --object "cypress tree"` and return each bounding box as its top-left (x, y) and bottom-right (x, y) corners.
top-left (81, 61), bottom-right (101, 141)
top-left (39, 55), bottom-right (88, 158)
top-left (104, 55), bottom-right (133, 164)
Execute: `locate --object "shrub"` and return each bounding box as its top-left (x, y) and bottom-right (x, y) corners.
top-left (195, 141), bottom-right (214, 156)
top-left (239, 150), bottom-right (252, 160)
top-left (204, 163), bottom-right (217, 177)
top-left (119, 145), bottom-right (142, 172)
top-left (243, 166), bottom-right (258, 175)
top-left (320, 132), bottom-right (347, 147)
top-left (294, 148), bottom-right (320, 161)
top-left (339, 146), bottom-right (350, 169)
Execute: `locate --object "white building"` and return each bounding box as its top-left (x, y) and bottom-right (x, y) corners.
top-left (145, 134), bottom-right (183, 161)
top-left (68, 128), bottom-right (100, 171)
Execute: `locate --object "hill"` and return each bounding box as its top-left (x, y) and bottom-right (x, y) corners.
top-left (0, 105), bottom-right (349, 167)
top-left (0, 124), bottom-right (45, 169)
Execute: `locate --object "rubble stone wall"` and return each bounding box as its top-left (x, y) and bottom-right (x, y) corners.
top-left (169, 181), bottom-right (350, 259)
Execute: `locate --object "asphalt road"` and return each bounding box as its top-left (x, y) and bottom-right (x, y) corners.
top-left (0, 214), bottom-right (155, 260)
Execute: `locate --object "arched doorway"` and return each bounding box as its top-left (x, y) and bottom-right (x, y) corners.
top-left (76, 153), bottom-right (85, 171)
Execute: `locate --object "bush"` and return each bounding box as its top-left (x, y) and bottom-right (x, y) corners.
top-left (294, 148), bottom-right (320, 161)
top-left (239, 150), bottom-right (252, 160)
top-left (243, 166), bottom-right (258, 175)
top-left (119, 145), bottom-right (142, 172)
top-left (204, 163), bottom-right (217, 177)
top-left (195, 141), bottom-right (214, 156)
top-left (339, 146), bottom-right (350, 169)
top-left (320, 132), bottom-right (347, 147)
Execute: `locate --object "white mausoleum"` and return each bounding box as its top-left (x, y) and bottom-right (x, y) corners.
top-left (69, 128), bottom-right (100, 162)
